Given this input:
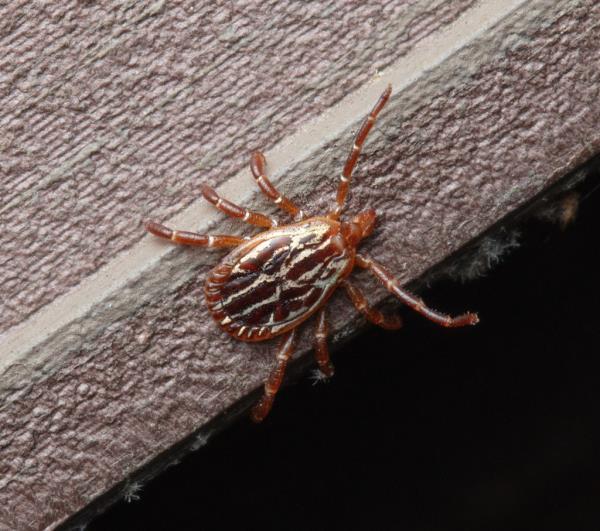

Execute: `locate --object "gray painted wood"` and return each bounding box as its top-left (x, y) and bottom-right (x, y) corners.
top-left (1, 1), bottom-right (600, 528)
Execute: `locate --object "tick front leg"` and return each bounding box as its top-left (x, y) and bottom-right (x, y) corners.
top-left (314, 308), bottom-right (334, 377)
top-left (251, 329), bottom-right (297, 423)
top-left (342, 280), bottom-right (403, 330)
top-left (145, 221), bottom-right (245, 248)
top-left (250, 151), bottom-right (305, 221)
top-left (201, 185), bottom-right (280, 229)
top-left (356, 253), bottom-right (479, 328)
top-left (330, 85), bottom-right (391, 219)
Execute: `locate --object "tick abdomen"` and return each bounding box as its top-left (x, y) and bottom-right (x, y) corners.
top-left (205, 217), bottom-right (353, 342)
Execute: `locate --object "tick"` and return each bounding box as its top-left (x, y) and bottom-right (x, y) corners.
top-left (146, 85), bottom-right (478, 422)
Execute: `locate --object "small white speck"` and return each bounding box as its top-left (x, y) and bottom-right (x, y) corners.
top-left (309, 369), bottom-right (331, 386)
top-left (123, 482), bottom-right (143, 503)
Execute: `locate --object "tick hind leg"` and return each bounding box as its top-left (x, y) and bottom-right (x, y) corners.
top-left (342, 280), bottom-right (403, 330)
top-left (250, 151), bottom-right (305, 221)
top-left (314, 308), bottom-right (335, 378)
top-left (201, 184), bottom-right (280, 229)
top-left (251, 329), bottom-right (297, 423)
top-left (356, 254), bottom-right (479, 327)
top-left (145, 221), bottom-right (245, 248)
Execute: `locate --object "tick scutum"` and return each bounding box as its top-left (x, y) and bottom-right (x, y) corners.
top-left (204, 218), bottom-right (353, 342)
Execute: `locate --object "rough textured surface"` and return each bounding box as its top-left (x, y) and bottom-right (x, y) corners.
top-left (2, 0), bottom-right (600, 529)
top-left (0, 0), bottom-right (477, 334)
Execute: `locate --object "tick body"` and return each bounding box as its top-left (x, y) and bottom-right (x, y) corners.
top-left (205, 217), bottom-right (353, 342)
top-left (146, 85), bottom-right (478, 422)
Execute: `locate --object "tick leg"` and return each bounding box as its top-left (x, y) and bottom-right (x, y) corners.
top-left (251, 330), bottom-right (297, 423)
top-left (342, 280), bottom-right (403, 330)
top-left (145, 221), bottom-right (245, 248)
top-left (330, 85), bottom-right (391, 219)
top-left (201, 185), bottom-right (280, 229)
top-left (314, 308), bottom-right (335, 377)
top-left (250, 151), bottom-right (305, 221)
top-left (356, 253), bottom-right (479, 328)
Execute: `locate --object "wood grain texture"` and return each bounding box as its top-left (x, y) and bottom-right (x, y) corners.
top-left (0, 0), bottom-right (478, 334)
top-left (1, 0), bottom-right (600, 529)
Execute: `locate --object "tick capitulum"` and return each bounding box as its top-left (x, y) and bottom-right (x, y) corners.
top-left (146, 84), bottom-right (478, 422)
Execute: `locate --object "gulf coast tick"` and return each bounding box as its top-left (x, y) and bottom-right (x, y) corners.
top-left (146, 85), bottom-right (479, 422)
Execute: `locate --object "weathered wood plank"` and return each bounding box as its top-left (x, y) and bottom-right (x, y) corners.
top-left (1, 1), bottom-right (600, 528)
